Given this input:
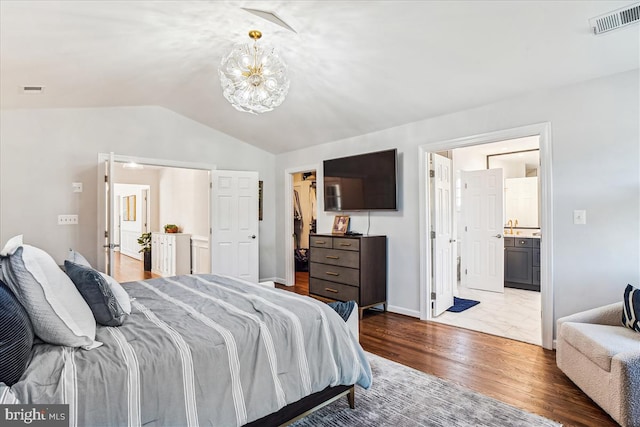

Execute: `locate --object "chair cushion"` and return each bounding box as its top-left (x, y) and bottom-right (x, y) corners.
top-left (0, 280), bottom-right (34, 386)
top-left (560, 322), bottom-right (640, 372)
top-left (622, 284), bottom-right (640, 333)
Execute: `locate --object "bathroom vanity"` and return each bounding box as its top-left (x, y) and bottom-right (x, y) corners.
top-left (504, 234), bottom-right (540, 292)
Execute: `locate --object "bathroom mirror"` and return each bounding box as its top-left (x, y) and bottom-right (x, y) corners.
top-left (487, 149), bottom-right (540, 228)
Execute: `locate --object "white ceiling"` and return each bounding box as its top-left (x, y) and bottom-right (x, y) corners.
top-left (1, 1), bottom-right (638, 154)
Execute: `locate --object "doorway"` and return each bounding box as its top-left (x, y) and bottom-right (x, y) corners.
top-left (110, 161), bottom-right (211, 275)
top-left (292, 171), bottom-right (317, 286)
top-left (285, 165), bottom-right (320, 286)
top-left (419, 123), bottom-right (554, 349)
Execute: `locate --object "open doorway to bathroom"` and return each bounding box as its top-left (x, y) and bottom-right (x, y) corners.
top-left (430, 136), bottom-right (542, 345)
top-left (420, 123), bottom-right (554, 349)
top-left (292, 171), bottom-right (317, 287)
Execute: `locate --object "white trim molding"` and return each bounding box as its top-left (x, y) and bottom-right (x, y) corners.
top-left (418, 123), bottom-right (555, 350)
top-left (387, 305), bottom-right (421, 318)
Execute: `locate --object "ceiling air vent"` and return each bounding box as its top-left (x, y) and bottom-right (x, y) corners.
top-left (20, 85), bottom-right (45, 94)
top-left (590, 2), bottom-right (640, 34)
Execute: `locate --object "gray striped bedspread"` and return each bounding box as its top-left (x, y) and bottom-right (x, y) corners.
top-left (0, 274), bottom-right (372, 426)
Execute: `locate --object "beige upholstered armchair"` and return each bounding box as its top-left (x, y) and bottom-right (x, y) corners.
top-left (557, 302), bottom-right (640, 427)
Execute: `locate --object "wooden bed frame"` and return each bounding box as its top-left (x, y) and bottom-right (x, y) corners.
top-left (245, 384), bottom-right (355, 426)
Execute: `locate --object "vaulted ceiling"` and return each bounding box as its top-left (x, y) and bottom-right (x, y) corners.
top-left (1, 1), bottom-right (638, 153)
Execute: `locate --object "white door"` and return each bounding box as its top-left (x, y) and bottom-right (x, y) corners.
top-left (211, 171), bottom-right (259, 283)
top-left (461, 169), bottom-right (504, 292)
top-left (431, 153), bottom-right (455, 316)
top-left (104, 152), bottom-right (119, 276)
top-left (141, 188), bottom-right (149, 233)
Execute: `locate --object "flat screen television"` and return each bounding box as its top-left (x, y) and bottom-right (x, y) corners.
top-left (323, 149), bottom-right (397, 211)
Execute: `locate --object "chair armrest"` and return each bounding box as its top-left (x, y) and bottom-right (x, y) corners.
top-left (557, 302), bottom-right (623, 329)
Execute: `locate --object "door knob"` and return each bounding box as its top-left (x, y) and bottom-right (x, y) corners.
top-left (250, 235), bottom-right (256, 239)
top-left (493, 234), bottom-right (503, 239)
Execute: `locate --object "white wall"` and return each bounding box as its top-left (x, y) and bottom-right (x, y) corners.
top-left (113, 183), bottom-right (148, 259)
top-left (113, 166), bottom-right (160, 232)
top-left (158, 168), bottom-right (210, 237)
top-left (0, 106), bottom-right (277, 280)
top-left (275, 69), bottom-right (640, 324)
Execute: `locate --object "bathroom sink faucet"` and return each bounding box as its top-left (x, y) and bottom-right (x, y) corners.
top-left (507, 219), bottom-right (513, 234)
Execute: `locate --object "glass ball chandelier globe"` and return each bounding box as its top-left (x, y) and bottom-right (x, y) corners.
top-left (219, 30), bottom-right (290, 114)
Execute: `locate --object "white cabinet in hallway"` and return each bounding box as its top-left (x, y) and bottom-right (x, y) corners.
top-left (151, 232), bottom-right (191, 277)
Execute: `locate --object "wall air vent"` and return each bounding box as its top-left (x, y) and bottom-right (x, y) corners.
top-left (20, 85), bottom-right (45, 94)
top-left (590, 2), bottom-right (640, 34)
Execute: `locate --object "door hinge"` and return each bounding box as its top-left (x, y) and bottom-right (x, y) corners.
top-left (465, 269), bottom-right (468, 275)
top-left (104, 231), bottom-right (108, 238)
top-left (431, 301), bottom-right (435, 310)
top-left (210, 182), bottom-right (213, 189)
top-left (430, 231), bottom-right (436, 239)
top-left (429, 170), bottom-right (435, 178)
top-left (464, 226), bottom-right (468, 232)
top-left (431, 292), bottom-right (436, 299)
top-left (104, 175), bottom-right (108, 183)
top-left (464, 182), bottom-right (467, 189)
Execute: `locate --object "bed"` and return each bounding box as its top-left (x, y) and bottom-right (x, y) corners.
top-left (0, 243), bottom-right (372, 427)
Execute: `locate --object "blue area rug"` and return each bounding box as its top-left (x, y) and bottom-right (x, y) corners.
top-left (447, 297), bottom-right (480, 313)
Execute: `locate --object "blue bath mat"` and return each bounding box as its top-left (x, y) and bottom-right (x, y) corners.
top-left (447, 297), bottom-right (480, 313)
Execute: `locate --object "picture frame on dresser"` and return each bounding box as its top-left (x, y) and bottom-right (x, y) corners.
top-left (332, 215), bottom-right (350, 235)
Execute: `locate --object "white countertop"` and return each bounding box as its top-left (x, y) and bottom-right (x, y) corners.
top-left (504, 229), bottom-right (541, 238)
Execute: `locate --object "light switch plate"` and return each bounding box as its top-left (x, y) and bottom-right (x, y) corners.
top-left (573, 210), bottom-right (586, 225)
top-left (58, 214), bottom-right (78, 225)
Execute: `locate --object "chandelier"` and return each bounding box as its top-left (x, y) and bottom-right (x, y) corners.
top-left (219, 30), bottom-right (290, 114)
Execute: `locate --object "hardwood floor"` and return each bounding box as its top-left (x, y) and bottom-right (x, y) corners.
top-left (113, 252), bottom-right (160, 282)
top-left (277, 272), bottom-right (616, 427)
top-left (115, 267), bottom-right (615, 427)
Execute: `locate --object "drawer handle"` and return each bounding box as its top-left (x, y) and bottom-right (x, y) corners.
top-left (325, 287), bottom-right (339, 293)
top-left (315, 241), bottom-right (326, 244)
top-left (325, 271), bottom-right (340, 276)
top-left (339, 243), bottom-right (352, 246)
top-left (326, 255), bottom-right (339, 259)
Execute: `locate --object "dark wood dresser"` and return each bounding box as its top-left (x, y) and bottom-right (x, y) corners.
top-left (309, 234), bottom-right (387, 318)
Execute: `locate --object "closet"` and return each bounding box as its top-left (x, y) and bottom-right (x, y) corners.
top-left (293, 172), bottom-right (317, 272)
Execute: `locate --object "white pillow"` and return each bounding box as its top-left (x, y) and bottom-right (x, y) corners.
top-left (0, 235), bottom-right (23, 256)
top-left (67, 249), bottom-right (92, 268)
top-left (100, 272), bottom-right (132, 314)
top-left (1, 245), bottom-right (101, 350)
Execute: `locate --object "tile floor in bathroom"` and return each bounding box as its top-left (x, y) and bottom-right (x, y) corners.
top-left (431, 284), bottom-right (542, 346)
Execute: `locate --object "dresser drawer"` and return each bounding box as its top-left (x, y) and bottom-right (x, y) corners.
top-left (310, 247), bottom-right (359, 269)
top-left (333, 237), bottom-right (360, 251)
top-left (310, 278), bottom-right (359, 302)
top-left (309, 262), bottom-right (360, 287)
top-left (504, 237), bottom-right (514, 247)
top-left (310, 236), bottom-right (332, 248)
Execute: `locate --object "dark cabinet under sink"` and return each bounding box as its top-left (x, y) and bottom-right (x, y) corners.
top-left (504, 237), bottom-right (540, 292)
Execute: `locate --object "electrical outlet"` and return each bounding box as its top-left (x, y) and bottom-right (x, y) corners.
top-left (573, 210), bottom-right (586, 225)
top-left (72, 182), bottom-right (83, 193)
top-left (58, 214), bottom-right (78, 225)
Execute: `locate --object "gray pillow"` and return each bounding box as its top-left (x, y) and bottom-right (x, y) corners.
top-left (64, 261), bottom-right (126, 327)
top-left (0, 246), bottom-right (100, 350)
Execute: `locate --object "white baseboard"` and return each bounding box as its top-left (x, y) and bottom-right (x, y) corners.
top-left (387, 305), bottom-right (420, 318)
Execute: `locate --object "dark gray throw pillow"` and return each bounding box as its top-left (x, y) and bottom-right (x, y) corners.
top-left (0, 279), bottom-right (34, 386)
top-left (64, 261), bottom-right (126, 327)
top-left (622, 284), bottom-right (640, 333)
